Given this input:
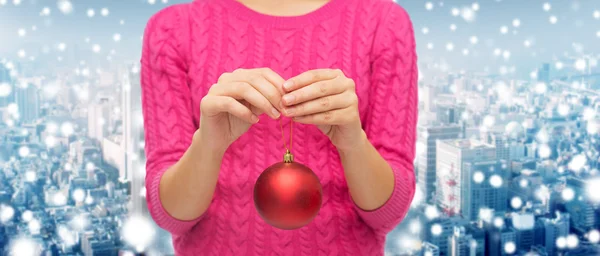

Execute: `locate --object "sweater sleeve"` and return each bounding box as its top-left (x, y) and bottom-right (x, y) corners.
top-left (140, 4), bottom-right (202, 236)
top-left (353, 2), bottom-right (418, 235)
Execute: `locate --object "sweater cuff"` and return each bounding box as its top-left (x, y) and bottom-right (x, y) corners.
top-left (147, 164), bottom-right (204, 236)
top-left (353, 164), bottom-right (415, 233)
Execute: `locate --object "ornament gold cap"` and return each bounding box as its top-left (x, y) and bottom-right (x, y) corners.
top-left (283, 149), bottom-right (294, 163)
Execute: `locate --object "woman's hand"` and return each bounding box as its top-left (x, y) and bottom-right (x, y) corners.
top-left (280, 69), bottom-right (365, 152)
top-left (199, 68), bottom-right (285, 153)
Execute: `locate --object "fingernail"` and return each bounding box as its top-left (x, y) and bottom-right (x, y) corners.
top-left (283, 107), bottom-right (294, 116)
top-left (283, 80), bottom-right (293, 90)
top-left (283, 94), bottom-right (295, 105)
top-left (251, 115), bottom-right (259, 123)
top-left (271, 108), bottom-right (280, 118)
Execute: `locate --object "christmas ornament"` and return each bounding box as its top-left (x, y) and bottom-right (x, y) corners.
top-left (253, 119), bottom-right (322, 230)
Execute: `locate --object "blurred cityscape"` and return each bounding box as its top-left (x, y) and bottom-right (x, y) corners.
top-left (0, 0), bottom-right (599, 256)
top-left (385, 59), bottom-right (600, 256)
top-left (0, 60), bottom-right (166, 255)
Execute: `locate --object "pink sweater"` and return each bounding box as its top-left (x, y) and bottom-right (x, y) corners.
top-left (140, 0), bottom-right (417, 255)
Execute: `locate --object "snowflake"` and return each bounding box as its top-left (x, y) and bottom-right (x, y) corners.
top-left (461, 7), bottom-right (476, 22)
top-left (470, 36), bottom-right (478, 44)
top-left (451, 7), bottom-right (460, 16)
top-left (512, 19), bottom-right (521, 27)
top-left (490, 175), bottom-right (503, 188)
top-left (575, 59), bottom-right (587, 71)
top-left (473, 171), bottom-right (485, 183)
top-left (10, 238), bottom-right (40, 256)
top-left (566, 234), bottom-right (579, 249)
top-left (0, 205), bottom-right (15, 223)
top-left (122, 215), bottom-right (156, 252)
top-left (543, 3), bottom-right (551, 12)
top-left (549, 16), bottom-right (558, 24)
top-left (92, 44), bottom-right (101, 53)
top-left (568, 154), bottom-right (587, 173)
top-left (87, 8), bottom-right (95, 18)
top-left (588, 230), bottom-right (600, 244)
top-left (101, 8), bottom-right (109, 16)
top-left (431, 224), bottom-right (443, 236)
top-left (425, 2), bottom-right (434, 11)
top-left (504, 241), bottom-right (516, 254)
top-left (57, 0), bottom-right (73, 14)
top-left (511, 197), bottom-right (523, 209)
top-left (39, 6), bottom-right (51, 16)
top-left (586, 178), bottom-right (600, 203)
top-left (561, 187), bottom-right (575, 201)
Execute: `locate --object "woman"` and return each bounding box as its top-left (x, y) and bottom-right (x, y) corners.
top-left (140, 0), bottom-right (417, 255)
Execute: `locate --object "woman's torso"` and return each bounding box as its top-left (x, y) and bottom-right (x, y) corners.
top-left (173, 0), bottom-right (391, 255)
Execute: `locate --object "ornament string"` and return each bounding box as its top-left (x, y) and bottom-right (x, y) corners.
top-left (279, 118), bottom-right (294, 163)
top-left (278, 118), bottom-right (293, 152)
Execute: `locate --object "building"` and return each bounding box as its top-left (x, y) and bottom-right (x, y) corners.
top-left (14, 82), bottom-right (40, 124)
top-left (0, 64), bottom-right (13, 108)
top-left (449, 226), bottom-right (477, 256)
top-left (537, 63), bottom-right (550, 86)
top-left (426, 217), bottom-right (468, 256)
top-left (120, 66), bottom-right (146, 214)
top-left (417, 124), bottom-right (462, 202)
top-left (465, 224), bottom-right (485, 256)
top-left (461, 160), bottom-right (508, 221)
top-left (436, 139), bottom-right (496, 215)
top-left (565, 176), bottom-right (597, 233)
top-left (436, 103), bottom-right (466, 125)
top-left (87, 97), bottom-right (112, 142)
top-left (422, 242), bottom-right (440, 256)
top-left (539, 212), bottom-right (570, 256)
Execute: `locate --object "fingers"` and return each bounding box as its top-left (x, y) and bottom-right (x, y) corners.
top-left (243, 73), bottom-right (284, 114)
top-left (218, 68), bottom-right (285, 115)
top-left (292, 107), bottom-right (355, 125)
top-left (256, 68), bottom-right (287, 95)
top-left (281, 77), bottom-right (347, 106)
top-left (201, 95), bottom-right (259, 124)
top-left (281, 91), bottom-right (356, 117)
top-left (282, 69), bottom-right (343, 92)
top-left (209, 82), bottom-right (280, 119)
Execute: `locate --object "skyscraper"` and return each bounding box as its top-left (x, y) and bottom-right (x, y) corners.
top-left (449, 226), bottom-right (477, 256)
top-left (537, 63), bottom-right (550, 85)
top-left (88, 97), bottom-right (111, 142)
top-left (436, 139), bottom-right (496, 215)
top-left (461, 160), bottom-right (508, 221)
top-left (121, 65), bottom-right (145, 214)
top-left (422, 242), bottom-right (440, 256)
top-left (417, 124), bottom-right (462, 202)
top-left (426, 217), bottom-right (469, 256)
top-left (565, 177), bottom-right (597, 233)
top-left (0, 64), bottom-right (14, 108)
top-left (539, 212), bottom-right (570, 256)
top-left (14, 83), bottom-right (40, 124)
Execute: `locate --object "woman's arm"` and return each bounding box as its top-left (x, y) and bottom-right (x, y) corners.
top-left (347, 2), bottom-right (418, 234)
top-left (141, 5), bottom-right (286, 236)
top-left (141, 5), bottom-right (217, 236)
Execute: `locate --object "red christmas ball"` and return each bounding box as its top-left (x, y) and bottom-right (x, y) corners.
top-left (254, 157), bottom-right (322, 230)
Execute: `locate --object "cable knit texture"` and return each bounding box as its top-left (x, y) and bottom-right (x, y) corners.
top-left (140, 0), bottom-right (417, 255)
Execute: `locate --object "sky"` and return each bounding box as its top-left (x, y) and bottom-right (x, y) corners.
top-left (0, 0), bottom-right (599, 79)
